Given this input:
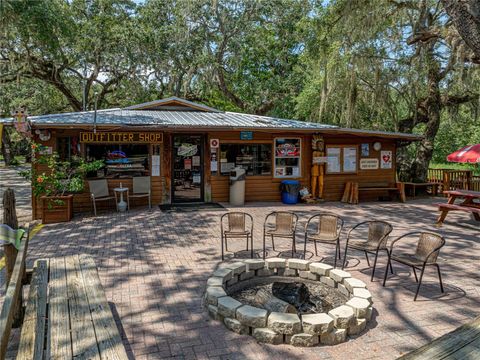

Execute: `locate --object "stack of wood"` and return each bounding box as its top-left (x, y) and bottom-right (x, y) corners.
top-left (341, 182), bottom-right (359, 204)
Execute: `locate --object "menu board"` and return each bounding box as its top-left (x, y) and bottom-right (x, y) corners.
top-left (326, 147), bottom-right (341, 173)
top-left (343, 147), bottom-right (357, 172)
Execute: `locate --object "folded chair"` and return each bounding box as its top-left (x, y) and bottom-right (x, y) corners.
top-left (263, 211), bottom-right (298, 259)
top-left (342, 220), bottom-right (393, 281)
top-left (304, 213), bottom-right (343, 267)
top-left (88, 179), bottom-right (115, 216)
top-left (383, 231), bottom-right (445, 301)
top-left (220, 212), bottom-right (254, 260)
top-left (128, 176), bottom-right (151, 209)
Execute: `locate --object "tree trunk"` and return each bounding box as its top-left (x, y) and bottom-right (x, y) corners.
top-left (1, 127), bottom-right (13, 166)
top-left (2, 188), bottom-right (18, 288)
top-left (254, 288), bottom-right (296, 313)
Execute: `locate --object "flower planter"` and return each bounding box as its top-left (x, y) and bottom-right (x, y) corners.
top-left (41, 195), bottom-right (73, 224)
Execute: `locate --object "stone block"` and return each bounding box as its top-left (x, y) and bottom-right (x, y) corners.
top-left (328, 305), bottom-right (355, 329)
top-left (265, 258), bottom-right (287, 269)
top-left (349, 318), bottom-right (367, 336)
top-left (239, 270), bottom-right (255, 281)
top-left (226, 275), bottom-right (239, 287)
top-left (320, 276), bottom-right (336, 288)
top-left (301, 313), bottom-right (334, 335)
top-left (205, 286), bottom-right (227, 305)
top-left (299, 271), bottom-right (318, 281)
top-left (353, 288), bottom-right (373, 304)
top-left (309, 262), bottom-right (333, 276)
top-left (366, 306), bottom-right (373, 321)
top-left (236, 305), bottom-right (268, 328)
top-left (218, 296), bottom-right (243, 318)
top-left (287, 259), bottom-right (310, 270)
top-left (220, 262), bottom-right (247, 275)
top-left (283, 268), bottom-right (297, 277)
top-left (346, 297), bottom-right (370, 319)
top-left (224, 317), bottom-right (248, 335)
top-left (329, 269), bottom-right (351, 283)
top-left (252, 328), bottom-right (283, 345)
top-left (267, 312), bottom-right (302, 335)
top-left (213, 267), bottom-right (233, 282)
top-left (244, 259), bottom-right (265, 271)
top-left (256, 268), bottom-right (274, 277)
top-left (343, 277), bottom-right (367, 293)
top-left (320, 328), bottom-right (347, 345)
top-left (337, 283), bottom-right (350, 297)
top-left (207, 277), bottom-right (224, 287)
top-left (207, 305), bottom-right (223, 321)
top-left (289, 333), bottom-right (319, 347)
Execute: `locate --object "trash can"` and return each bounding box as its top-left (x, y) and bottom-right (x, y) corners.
top-left (230, 167), bottom-right (246, 206)
top-left (280, 180), bottom-right (300, 204)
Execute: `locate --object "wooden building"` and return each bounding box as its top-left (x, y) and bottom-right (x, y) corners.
top-left (1, 97), bottom-right (421, 219)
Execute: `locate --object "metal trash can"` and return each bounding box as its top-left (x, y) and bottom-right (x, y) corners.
top-left (280, 180), bottom-right (300, 204)
top-left (229, 167), bottom-right (246, 206)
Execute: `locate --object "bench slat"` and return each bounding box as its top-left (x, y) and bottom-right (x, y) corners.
top-left (46, 257), bottom-right (72, 359)
top-left (436, 203), bottom-right (480, 214)
top-left (79, 255), bottom-right (129, 360)
top-left (17, 259), bottom-right (49, 360)
top-left (66, 255), bottom-right (101, 360)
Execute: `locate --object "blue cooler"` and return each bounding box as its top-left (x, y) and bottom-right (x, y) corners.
top-left (280, 180), bottom-right (300, 204)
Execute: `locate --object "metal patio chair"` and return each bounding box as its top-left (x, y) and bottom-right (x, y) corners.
top-left (128, 176), bottom-right (152, 209)
top-left (383, 231), bottom-right (445, 301)
top-left (88, 179), bottom-right (115, 216)
top-left (220, 212), bottom-right (254, 260)
top-left (303, 213), bottom-right (343, 267)
top-left (342, 220), bottom-right (393, 281)
top-left (263, 211), bottom-right (298, 259)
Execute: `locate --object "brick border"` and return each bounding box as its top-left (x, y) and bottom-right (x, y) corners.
top-left (204, 258), bottom-right (374, 347)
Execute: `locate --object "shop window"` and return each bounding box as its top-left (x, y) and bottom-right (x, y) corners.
top-left (57, 136), bottom-right (80, 161)
top-left (274, 138), bottom-right (301, 178)
top-left (219, 144), bottom-right (271, 176)
top-left (326, 145), bottom-right (358, 174)
top-left (86, 144), bottom-right (149, 178)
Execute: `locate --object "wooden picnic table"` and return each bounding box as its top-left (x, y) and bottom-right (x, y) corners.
top-left (435, 189), bottom-right (480, 226)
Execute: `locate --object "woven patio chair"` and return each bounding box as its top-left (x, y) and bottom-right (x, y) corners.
top-left (128, 176), bottom-right (151, 209)
top-left (342, 220), bottom-right (393, 281)
top-left (220, 212), bottom-right (254, 260)
top-left (383, 231), bottom-right (445, 301)
top-left (88, 179), bottom-right (115, 216)
top-left (263, 211), bottom-right (298, 259)
top-left (303, 213), bottom-right (343, 267)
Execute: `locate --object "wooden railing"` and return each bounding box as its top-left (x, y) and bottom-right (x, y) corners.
top-left (427, 169), bottom-right (477, 193)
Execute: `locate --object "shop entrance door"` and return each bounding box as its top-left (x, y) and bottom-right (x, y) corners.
top-left (172, 134), bottom-right (204, 203)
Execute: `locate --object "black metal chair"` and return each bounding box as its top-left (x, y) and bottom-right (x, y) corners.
top-left (220, 212), bottom-right (254, 260)
top-left (342, 220), bottom-right (393, 281)
top-left (263, 211), bottom-right (298, 259)
top-left (383, 231), bottom-right (445, 301)
top-left (303, 213), bottom-right (343, 267)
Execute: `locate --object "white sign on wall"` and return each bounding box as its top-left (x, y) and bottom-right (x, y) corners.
top-left (360, 158), bottom-right (379, 170)
top-left (381, 151), bottom-right (393, 169)
top-left (210, 138), bottom-right (219, 148)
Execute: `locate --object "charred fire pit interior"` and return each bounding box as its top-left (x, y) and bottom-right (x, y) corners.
top-left (205, 258), bottom-right (374, 347)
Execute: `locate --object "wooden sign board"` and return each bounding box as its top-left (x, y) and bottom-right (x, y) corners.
top-left (360, 158), bottom-right (379, 170)
top-left (80, 132), bottom-right (163, 144)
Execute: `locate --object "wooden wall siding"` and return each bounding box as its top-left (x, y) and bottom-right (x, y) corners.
top-left (161, 134), bottom-right (172, 204)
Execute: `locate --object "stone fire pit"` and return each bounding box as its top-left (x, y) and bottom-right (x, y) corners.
top-left (204, 258), bottom-right (373, 347)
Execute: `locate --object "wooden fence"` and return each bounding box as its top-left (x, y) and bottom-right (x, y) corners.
top-left (427, 169), bottom-right (480, 192)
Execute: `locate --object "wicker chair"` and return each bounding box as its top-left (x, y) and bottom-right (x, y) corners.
top-left (342, 221), bottom-right (393, 281)
top-left (263, 211), bottom-right (298, 259)
top-left (383, 231), bottom-right (445, 301)
top-left (220, 212), bottom-right (254, 260)
top-left (88, 179), bottom-right (115, 216)
top-left (303, 213), bottom-right (343, 267)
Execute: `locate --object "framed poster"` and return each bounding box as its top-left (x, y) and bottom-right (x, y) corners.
top-left (381, 150), bottom-right (392, 169)
top-left (326, 147), bottom-right (341, 173)
top-left (343, 147), bottom-right (357, 173)
top-left (361, 143), bottom-right (369, 157)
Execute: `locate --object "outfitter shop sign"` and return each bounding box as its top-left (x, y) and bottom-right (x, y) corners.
top-left (80, 132), bottom-right (163, 144)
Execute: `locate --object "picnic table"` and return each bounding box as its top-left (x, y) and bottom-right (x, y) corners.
top-left (435, 189), bottom-right (480, 226)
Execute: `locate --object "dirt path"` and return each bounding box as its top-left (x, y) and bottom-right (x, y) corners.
top-left (0, 165), bottom-right (31, 226)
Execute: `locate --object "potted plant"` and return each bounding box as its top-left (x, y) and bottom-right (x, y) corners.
top-left (21, 143), bottom-right (103, 224)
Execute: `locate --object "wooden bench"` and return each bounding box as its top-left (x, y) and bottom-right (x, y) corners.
top-left (358, 182), bottom-right (406, 203)
top-left (0, 230), bottom-right (128, 359)
top-left (403, 182), bottom-right (439, 199)
top-left (399, 315), bottom-right (480, 359)
top-left (435, 203), bottom-right (480, 224)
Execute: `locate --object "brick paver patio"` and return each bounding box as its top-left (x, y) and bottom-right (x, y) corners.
top-left (16, 199), bottom-right (480, 359)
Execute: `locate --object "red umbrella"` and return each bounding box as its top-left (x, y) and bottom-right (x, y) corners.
top-left (447, 144), bottom-right (480, 164)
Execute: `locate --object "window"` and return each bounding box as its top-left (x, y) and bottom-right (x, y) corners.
top-left (274, 138), bottom-right (301, 178)
top-left (57, 136), bottom-right (80, 161)
top-left (326, 145), bottom-right (358, 174)
top-left (85, 144), bottom-right (149, 178)
top-left (219, 144), bottom-right (271, 176)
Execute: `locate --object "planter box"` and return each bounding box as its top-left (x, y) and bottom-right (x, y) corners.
top-left (41, 195), bottom-right (73, 224)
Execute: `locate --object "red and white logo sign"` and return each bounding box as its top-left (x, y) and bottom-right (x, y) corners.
top-left (210, 139), bottom-right (219, 148)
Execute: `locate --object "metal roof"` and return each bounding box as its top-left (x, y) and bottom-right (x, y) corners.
top-left (124, 96), bottom-right (222, 112)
